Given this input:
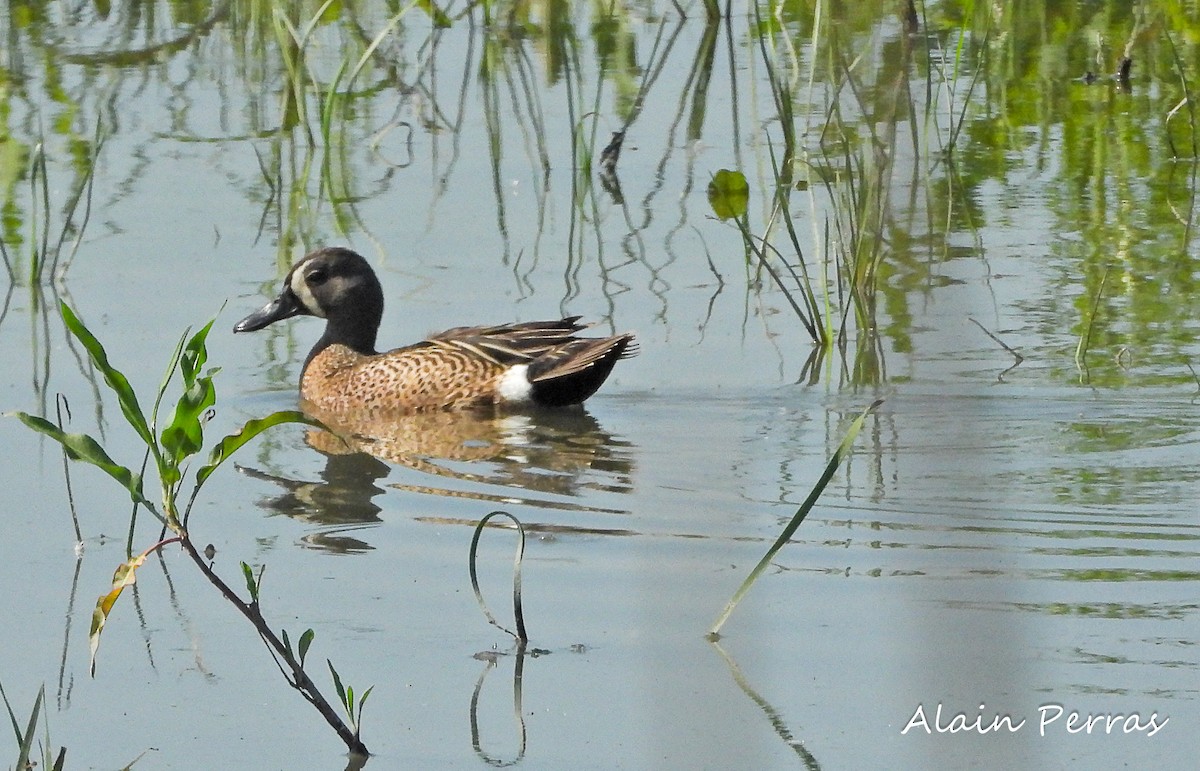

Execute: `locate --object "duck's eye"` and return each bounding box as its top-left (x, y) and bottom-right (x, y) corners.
top-left (306, 268), bottom-right (328, 285)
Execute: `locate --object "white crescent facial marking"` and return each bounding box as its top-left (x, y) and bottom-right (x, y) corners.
top-left (290, 265), bottom-right (326, 318)
top-left (497, 364), bottom-right (533, 403)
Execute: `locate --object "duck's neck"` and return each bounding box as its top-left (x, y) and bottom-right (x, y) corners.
top-left (303, 317), bottom-right (379, 373)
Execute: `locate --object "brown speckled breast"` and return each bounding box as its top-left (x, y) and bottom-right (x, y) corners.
top-left (301, 342), bottom-right (508, 413)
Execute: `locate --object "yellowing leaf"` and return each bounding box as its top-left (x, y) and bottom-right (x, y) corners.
top-left (89, 553), bottom-right (148, 677)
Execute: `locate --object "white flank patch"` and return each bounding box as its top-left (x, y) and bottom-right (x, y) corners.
top-left (497, 364), bottom-right (533, 403)
top-left (290, 267), bottom-right (326, 317)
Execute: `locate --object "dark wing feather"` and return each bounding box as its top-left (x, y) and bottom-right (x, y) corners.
top-left (526, 335), bottom-right (637, 382)
top-left (428, 318), bottom-right (594, 365)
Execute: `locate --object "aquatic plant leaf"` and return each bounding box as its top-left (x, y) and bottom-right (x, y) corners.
top-left (709, 400), bottom-right (883, 638)
top-left (329, 661), bottom-right (348, 709)
top-left (160, 374), bottom-right (217, 473)
top-left (0, 678), bottom-right (21, 747)
top-left (179, 317), bottom-right (216, 386)
top-left (468, 511), bottom-right (528, 643)
top-left (18, 687), bottom-right (42, 769)
top-left (241, 562), bottom-right (259, 603)
top-left (299, 629), bottom-right (315, 668)
top-left (708, 169), bottom-right (749, 220)
top-left (0, 679), bottom-right (43, 770)
top-left (151, 328), bottom-right (191, 430)
top-left (59, 301), bottom-right (154, 447)
top-left (195, 411), bottom-right (325, 487)
top-left (89, 553), bottom-right (149, 676)
top-left (8, 412), bottom-right (157, 514)
top-left (161, 317), bottom-right (221, 473)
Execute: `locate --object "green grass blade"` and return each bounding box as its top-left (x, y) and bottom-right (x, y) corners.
top-left (195, 411), bottom-right (325, 487)
top-left (8, 412), bottom-right (161, 519)
top-left (15, 685), bottom-right (42, 770)
top-left (151, 329), bottom-right (191, 431)
top-left (59, 301), bottom-right (153, 447)
top-left (348, 5), bottom-right (414, 87)
top-left (709, 399), bottom-right (883, 638)
top-left (468, 510), bottom-right (527, 643)
top-left (0, 677), bottom-right (24, 747)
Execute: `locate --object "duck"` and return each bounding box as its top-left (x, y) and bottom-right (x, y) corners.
top-left (233, 247), bottom-right (636, 413)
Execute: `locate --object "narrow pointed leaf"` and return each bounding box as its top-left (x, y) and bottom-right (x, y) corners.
top-left (196, 411), bottom-right (325, 487)
top-left (329, 660), bottom-right (348, 708)
top-left (241, 562), bottom-right (259, 602)
top-left (9, 412), bottom-right (157, 514)
top-left (179, 317), bottom-right (216, 386)
top-left (15, 685), bottom-right (43, 770)
top-left (0, 677), bottom-right (22, 744)
top-left (89, 553), bottom-right (149, 676)
top-left (709, 400), bottom-right (883, 637)
top-left (59, 301), bottom-right (153, 446)
top-left (152, 328), bottom-right (190, 429)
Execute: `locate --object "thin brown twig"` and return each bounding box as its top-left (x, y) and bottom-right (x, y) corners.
top-left (177, 536), bottom-right (369, 757)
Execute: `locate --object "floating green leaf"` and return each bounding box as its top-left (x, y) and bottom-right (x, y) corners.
top-left (707, 169), bottom-right (749, 220)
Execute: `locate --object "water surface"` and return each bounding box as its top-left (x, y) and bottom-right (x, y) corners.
top-left (1, 2), bottom-right (1197, 768)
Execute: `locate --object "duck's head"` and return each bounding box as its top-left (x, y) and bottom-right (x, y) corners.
top-left (234, 247), bottom-right (384, 354)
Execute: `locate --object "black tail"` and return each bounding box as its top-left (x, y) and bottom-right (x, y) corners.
top-left (528, 335), bottom-right (636, 407)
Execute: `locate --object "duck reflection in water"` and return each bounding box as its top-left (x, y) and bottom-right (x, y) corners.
top-left (241, 404), bottom-right (637, 551)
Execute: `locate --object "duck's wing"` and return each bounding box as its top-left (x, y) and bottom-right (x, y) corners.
top-left (426, 317), bottom-right (592, 365)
